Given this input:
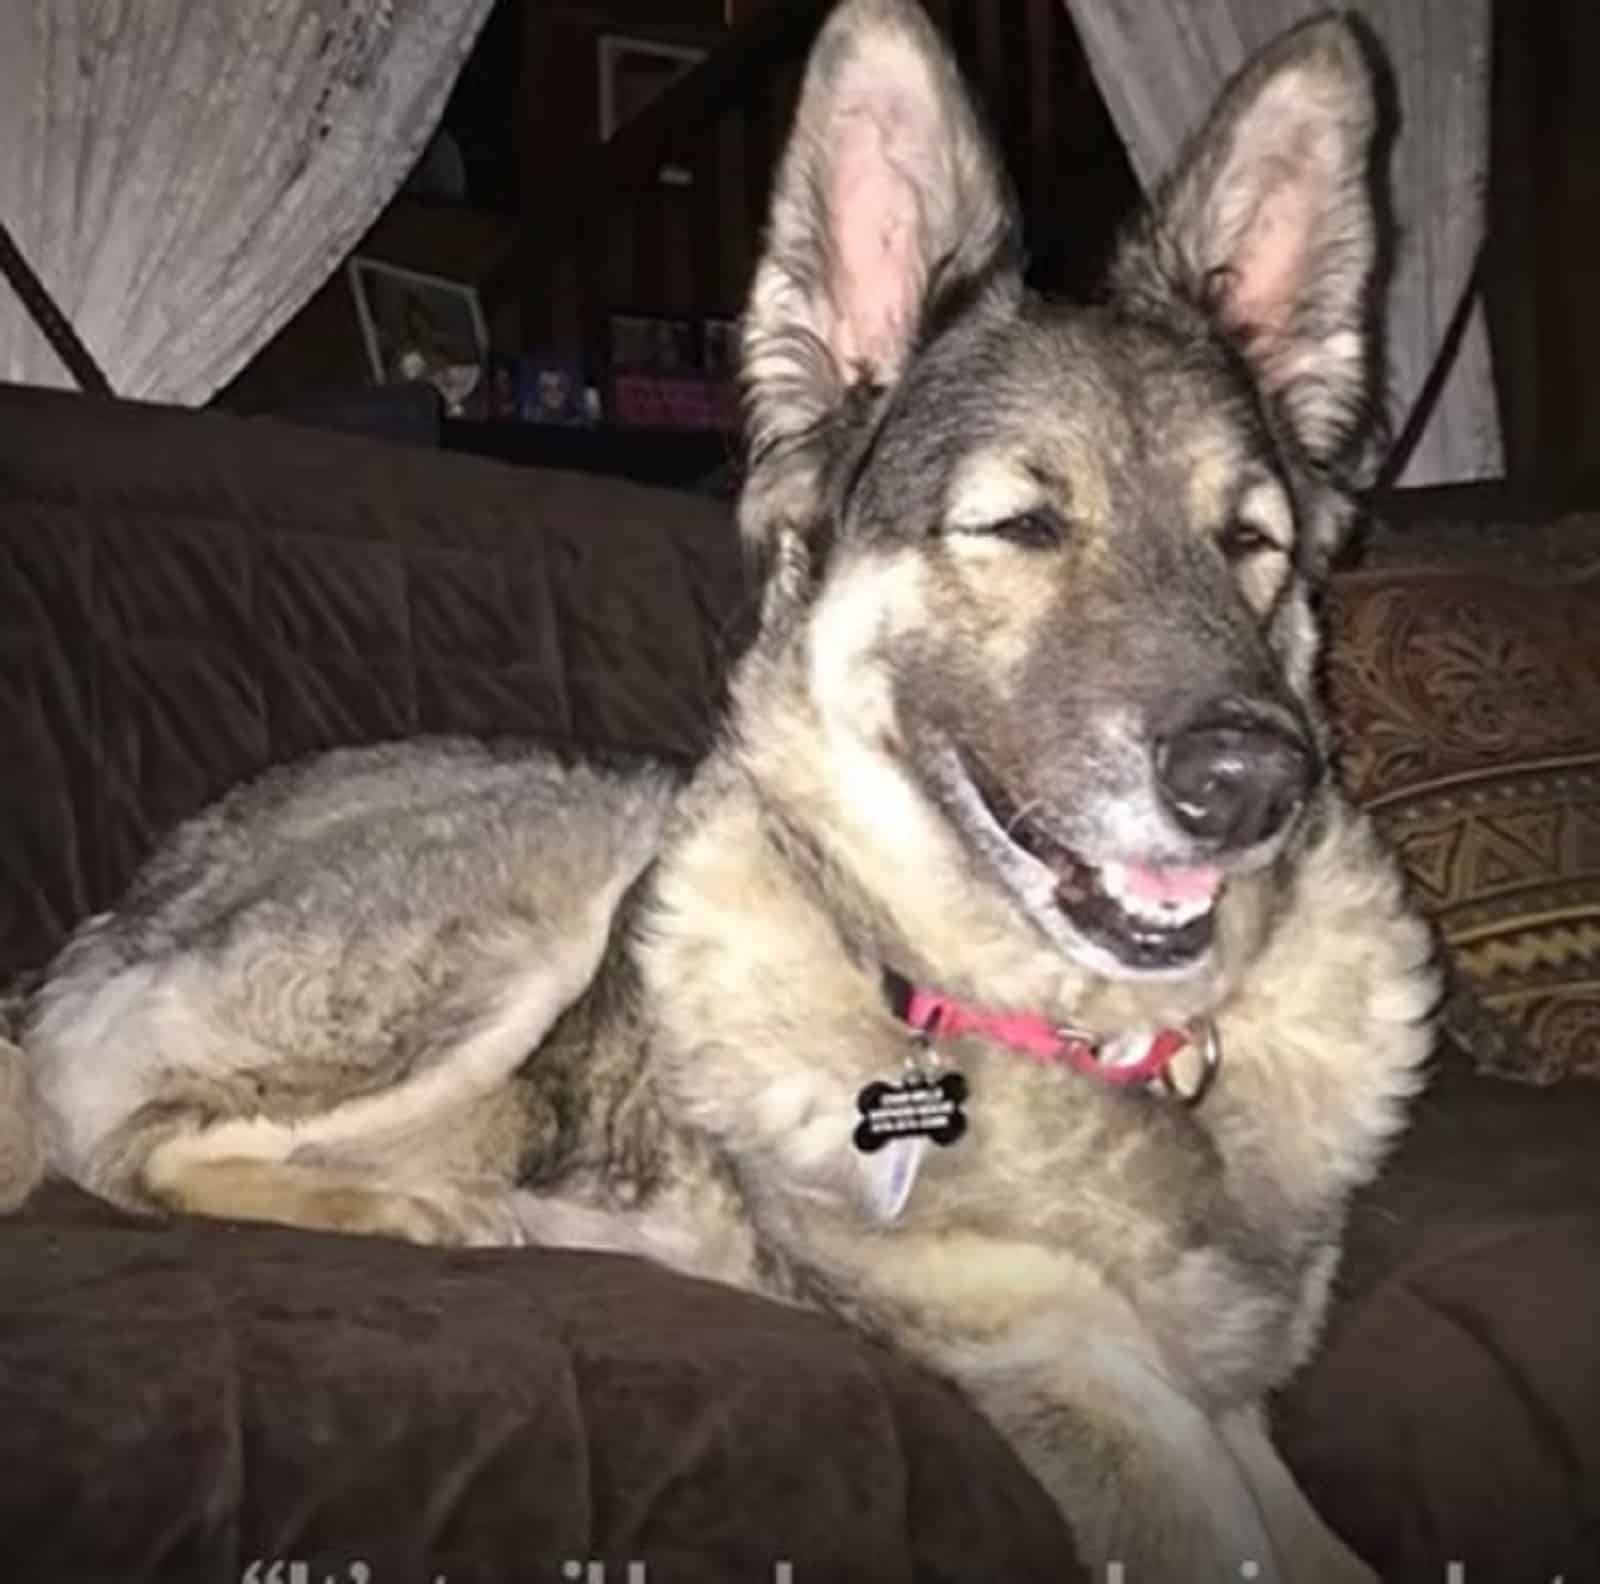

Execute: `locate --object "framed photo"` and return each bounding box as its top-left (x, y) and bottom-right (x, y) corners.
top-left (597, 34), bottom-right (705, 186)
top-left (347, 256), bottom-right (489, 413)
top-left (607, 311), bottom-right (740, 432)
top-left (610, 372), bottom-right (737, 433)
top-left (608, 311), bottom-right (697, 375)
top-left (515, 358), bottom-right (592, 426)
top-left (597, 35), bottom-right (706, 142)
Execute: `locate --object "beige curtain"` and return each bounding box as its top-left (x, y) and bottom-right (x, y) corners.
top-left (1063, 0), bottom-right (1502, 487)
top-left (0, 0), bottom-right (494, 406)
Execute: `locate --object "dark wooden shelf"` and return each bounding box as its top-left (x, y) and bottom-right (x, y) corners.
top-left (442, 416), bottom-right (740, 493)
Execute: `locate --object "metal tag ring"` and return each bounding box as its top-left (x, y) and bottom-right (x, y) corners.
top-left (1158, 1017), bottom-right (1222, 1106)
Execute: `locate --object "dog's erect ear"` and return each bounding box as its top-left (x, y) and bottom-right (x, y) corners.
top-left (1117, 17), bottom-right (1381, 475)
top-left (740, 0), bottom-right (1019, 557)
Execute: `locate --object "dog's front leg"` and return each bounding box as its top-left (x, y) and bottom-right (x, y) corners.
top-left (1217, 1407), bottom-right (1378, 1584)
top-left (144, 1154), bottom-right (534, 1247)
top-left (946, 1334), bottom-right (1280, 1583)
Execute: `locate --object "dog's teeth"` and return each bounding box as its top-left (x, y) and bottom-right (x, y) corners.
top-left (1097, 861), bottom-right (1220, 926)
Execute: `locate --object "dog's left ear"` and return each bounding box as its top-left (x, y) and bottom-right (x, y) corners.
top-left (1118, 17), bottom-right (1381, 480)
top-left (739, 0), bottom-right (1020, 561)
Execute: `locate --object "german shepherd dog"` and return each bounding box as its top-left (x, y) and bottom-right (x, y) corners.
top-left (27, 3), bottom-right (1436, 1576)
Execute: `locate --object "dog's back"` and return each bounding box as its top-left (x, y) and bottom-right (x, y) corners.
top-left (29, 738), bottom-right (678, 1232)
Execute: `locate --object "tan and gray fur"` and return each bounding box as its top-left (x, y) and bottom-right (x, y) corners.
top-left (26, 5), bottom-right (1436, 1578)
top-left (0, 993), bottom-right (43, 1213)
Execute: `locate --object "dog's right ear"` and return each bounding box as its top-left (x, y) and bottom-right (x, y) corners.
top-left (739, 0), bottom-right (1020, 565)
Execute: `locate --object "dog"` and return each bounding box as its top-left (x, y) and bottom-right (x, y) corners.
top-left (25, 3), bottom-right (1437, 1576)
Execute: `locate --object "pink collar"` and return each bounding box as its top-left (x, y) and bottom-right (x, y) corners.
top-left (887, 972), bottom-right (1214, 1099)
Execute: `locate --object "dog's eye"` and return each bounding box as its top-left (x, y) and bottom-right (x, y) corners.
top-left (1217, 518), bottom-right (1280, 562)
top-left (979, 510), bottom-right (1066, 550)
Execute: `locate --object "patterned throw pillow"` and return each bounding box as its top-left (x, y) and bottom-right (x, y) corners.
top-left (1324, 526), bottom-right (1600, 1082)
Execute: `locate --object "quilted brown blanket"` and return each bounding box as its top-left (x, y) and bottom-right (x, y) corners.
top-left (0, 383), bottom-right (751, 985)
top-left (1, 1183), bottom-right (1074, 1583)
top-left (4, 384), bottom-right (1600, 1582)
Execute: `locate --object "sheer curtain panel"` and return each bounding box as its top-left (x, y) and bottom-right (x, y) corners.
top-left (1061, 0), bottom-right (1502, 486)
top-left (0, 0), bottom-right (494, 405)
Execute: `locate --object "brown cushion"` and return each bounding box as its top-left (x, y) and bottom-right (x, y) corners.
top-left (1282, 1214), bottom-right (1600, 1580)
top-left (1325, 536), bottom-right (1600, 1082)
top-left (1279, 1059), bottom-right (1600, 1579)
top-left (0, 1183), bottom-right (1079, 1584)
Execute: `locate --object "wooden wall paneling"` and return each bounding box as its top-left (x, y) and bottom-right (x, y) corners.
top-left (631, 178), bottom-right (667, 313)
top-left (712, 109), bottom-right (750, 314)
top-left (605, 200), bottom-right (638, 315)
top-left (1025, 0), bottom-right (1059, 226)
top-left (742, 84), bottom-right (778, 271)
top-left (579, 213), bottom-right (609, 382)
top-left (690, 129), bottom-right (728, 318)
top-left (974, 0), bottom-right (1009, 141)
top-left (659, 178), bottom-right (697, 318)
top-left (771, 58), bottom-right (804, 160)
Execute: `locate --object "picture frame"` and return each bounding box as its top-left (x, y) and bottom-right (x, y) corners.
top-left (606, 310), bottom-right (741, 431)
top-left (608, 311), bottom-right (698, 376)
top-left (610, 371), bottom-right (737, 433)
top-left (597, 34), bottom-right (706, 187)
top-left (347, 256), bottom-right (490, 413)
top-left (515, 358), bottom-right (593, 426)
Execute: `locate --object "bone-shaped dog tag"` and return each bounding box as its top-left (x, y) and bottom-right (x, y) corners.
top-left (853, 1071), bottom-right (968, 1151)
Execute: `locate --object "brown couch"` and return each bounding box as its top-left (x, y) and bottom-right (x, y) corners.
top-left (2, 382), bottom-right (1597, 1583)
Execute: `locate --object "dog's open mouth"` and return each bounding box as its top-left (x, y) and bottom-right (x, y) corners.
top-left (976, 776), bottom-right (1221, 970)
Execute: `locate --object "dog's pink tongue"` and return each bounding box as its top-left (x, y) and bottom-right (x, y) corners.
top-left (1120, 862), bottom-right (1223, 905)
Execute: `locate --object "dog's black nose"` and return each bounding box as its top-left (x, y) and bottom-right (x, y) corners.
top-left (1155, 702), bottom-right (1316, 850)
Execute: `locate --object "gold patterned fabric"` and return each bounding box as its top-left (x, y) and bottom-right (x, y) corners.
top-left (1326, 552), bottom-right (1600, 1081)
